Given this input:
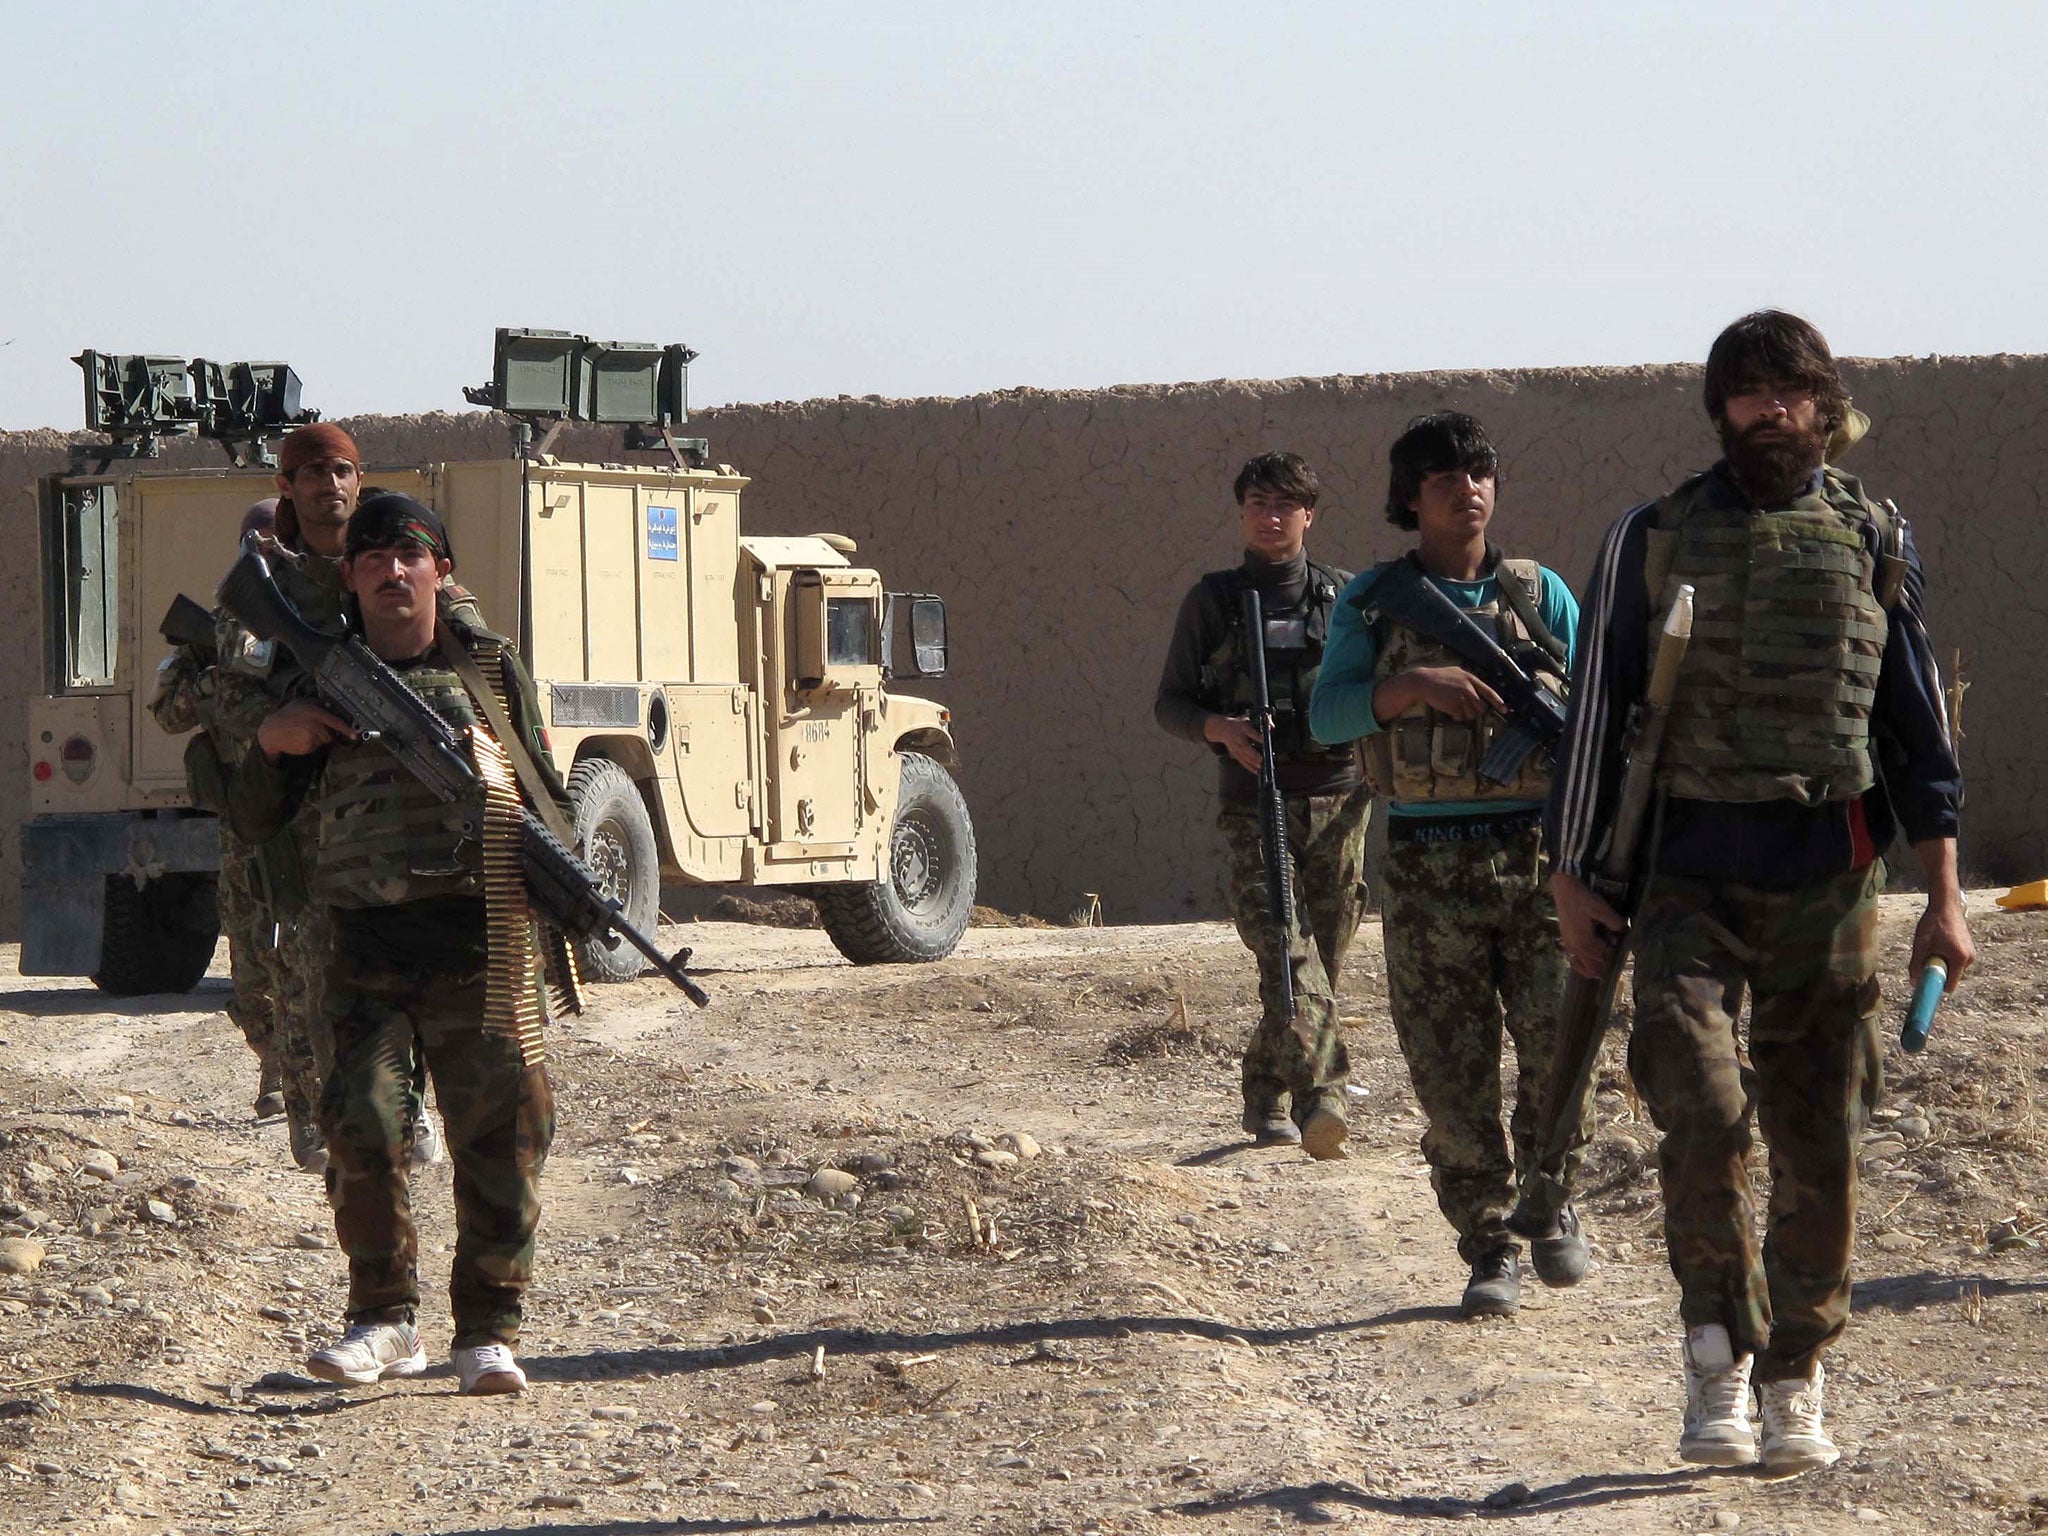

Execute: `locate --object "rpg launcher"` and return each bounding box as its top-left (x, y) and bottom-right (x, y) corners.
top-left (1352, 559), bottom-right (1567, 786)
top-left (216, 542), bottom-right (710, 1006)
top-left (1241, 588), bottom-right (1297, 1024)
top-left (1509, 584), bottom-right (1695, 1237)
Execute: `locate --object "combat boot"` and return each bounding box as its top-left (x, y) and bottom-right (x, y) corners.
top-left (253, 1056), bottom-right (285, 1122)
top-left (1241, 1105), bottom-right (1301, 1146)
top-left (1300, 1103), bottom-right (1349, 1161)
top-left (1528, 1202), bottom-right (1590, 1288)
top-left (289, 1116), bottom-right (328, 1178)
top-left (1758, 1364), bottom-right (1840, 1475)
top-left (1679, 1324), bottom-right (1756, 1466)
top-left (1460, 1247), bottom-right (1520, 1317)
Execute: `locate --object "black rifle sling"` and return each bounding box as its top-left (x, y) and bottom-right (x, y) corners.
top-left (1366, 557), bottom-right (1529, 685)
top-left (434, 619), bottom-right (578, 849)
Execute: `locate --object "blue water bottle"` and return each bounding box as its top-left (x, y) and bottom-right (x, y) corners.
top-left (1899, 958), bottom-right (1948, 1054)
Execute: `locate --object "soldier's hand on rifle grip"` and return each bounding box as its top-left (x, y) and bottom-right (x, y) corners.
top-left (1551, 870), bottom-right (1626, 980)
top-left (1375, 666), bottom-right (1504, 724)
top-left (1203, 713), bottom-right (1265, 775)
top-left (257, 699), bottom-right (357, 762)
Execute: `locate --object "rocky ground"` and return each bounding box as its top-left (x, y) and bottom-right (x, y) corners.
top-left (2, 895), bottom-right (2046, 1536)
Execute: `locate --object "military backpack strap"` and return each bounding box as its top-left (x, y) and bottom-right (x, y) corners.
top-left (434, 618), bottom-right (579, 849)
top-left (1493, 557), bottom-right (1567, 668)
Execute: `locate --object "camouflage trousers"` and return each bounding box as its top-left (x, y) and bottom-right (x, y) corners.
top-left (271, 905), bottom-right (338, 1142)
top-left (216, 835), bottom-right (281, 1066)
top-left (1220, 787), bottom-right (1371, 1123)
top-left (321, 946), bottom-right (556, 1347)
top-left (1627, 860), bottom-right (1883, 1383)
top-left (1382, 821), bottom-right (1588, 1263)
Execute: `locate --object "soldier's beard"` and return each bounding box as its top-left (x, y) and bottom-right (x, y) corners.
top-left (1720, 415), bottom-right (1828, 506)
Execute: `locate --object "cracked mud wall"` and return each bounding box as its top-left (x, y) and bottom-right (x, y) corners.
top-left (3, 356), bottom-right (2043, 933)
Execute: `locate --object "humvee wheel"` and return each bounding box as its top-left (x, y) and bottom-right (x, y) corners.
top-left (92, 873), bottom-right (220, 996)
top-left (569, 758), bottom-right (661, 983)
top-left (816, 752), bottom-right (976, 964)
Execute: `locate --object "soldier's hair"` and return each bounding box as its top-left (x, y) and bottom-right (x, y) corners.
top-left (1384, 412), bottom-right (1498, 530)
top-left (1703, 310), bottom-right (1848, 432)
top-left (1232, 452), bottom-right (1320, 508)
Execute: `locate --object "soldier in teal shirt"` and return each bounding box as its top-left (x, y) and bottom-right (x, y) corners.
top-left (1308, 412), bottom-right (1595, 1320)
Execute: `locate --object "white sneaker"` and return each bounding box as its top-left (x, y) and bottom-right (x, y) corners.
top-left (307, 1321), bottom-right (427, 1385)
top-left (409, 1110), bottom-right (446, 1167)
top-left (453, 1342), bottom-right (527, 1395)
top-left (1759, 1363), bottom-right (1840, 1475)
top-left (1679, 1324), bottom-right (1756, 1466)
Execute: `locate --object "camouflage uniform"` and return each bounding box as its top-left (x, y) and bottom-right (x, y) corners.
top-left (1381, 822), bottom-right (1591, 1261)
top-left (1629, 854), bottom-right (1884, 1379)
top-left (147, 640), bottom-right (284, 1077)
top-left (1220, 788), bottom-right (1371, 1121)
top-left (235, 598), bottom-right (568, 1348)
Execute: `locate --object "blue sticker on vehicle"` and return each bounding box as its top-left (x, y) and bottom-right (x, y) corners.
top-left (647, 504), bottom-right (679, 562)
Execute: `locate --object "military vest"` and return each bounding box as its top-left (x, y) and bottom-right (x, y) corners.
top-left (1648, 466), bottom-right (1901, 806)
top-left (1198, 559), bottom-right (1352, 765)
top-left (1361, 557), bottom-right (1567, 805)
top-left (310, 623), bottom-right (510, 909)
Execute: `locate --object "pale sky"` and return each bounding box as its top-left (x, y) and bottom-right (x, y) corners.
top-left (4, 1), bottom-right (2044, 431)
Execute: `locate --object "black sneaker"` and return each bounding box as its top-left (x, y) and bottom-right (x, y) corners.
top-left (1461, 1248), bottom-right (1521, 1318)
top-left (1529, 1203), bottom-right (1590, 1288)
top-left (1241, 1106), bottom-right (1301, 1147)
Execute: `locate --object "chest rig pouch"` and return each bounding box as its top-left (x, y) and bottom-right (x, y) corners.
top-left (1198, 561), bottom-right (1350, 764)
top-left (1646, 467), bottom-right (1896, 806)
top-left (1362, 557), bottom-right (1567, 805)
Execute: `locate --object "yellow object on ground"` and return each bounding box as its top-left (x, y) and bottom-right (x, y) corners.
top-left (1997, 880), bottom-right (2048, 911)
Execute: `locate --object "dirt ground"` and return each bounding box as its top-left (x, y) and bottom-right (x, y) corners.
top-left (2, 894), bottom-right (2046, 1536)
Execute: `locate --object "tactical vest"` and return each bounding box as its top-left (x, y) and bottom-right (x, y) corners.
top-left (1647, 466), bottom-right (1902, 806)
top-left (310, 624), bottom-right (509, 909)
top-left (1361, 558), bottom-right (1567, 805)
top-left (1198, 559), bottom-right (1352, 765)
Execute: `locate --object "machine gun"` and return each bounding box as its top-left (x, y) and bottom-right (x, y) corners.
top-left (216, 543), bottom-right (711, 1007)
top-left (1509, 585), bottom-right (1694, 1235)
top-left (1353, 558), bottom-right (1568, 785)
top-left (73, 351), bottom-right (318, 471)
top-left (1241, 588), bottom-right (1297, 1024)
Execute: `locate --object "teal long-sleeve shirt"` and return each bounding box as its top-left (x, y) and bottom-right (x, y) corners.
top-left (1308, 560), bottom-right (1580, 818)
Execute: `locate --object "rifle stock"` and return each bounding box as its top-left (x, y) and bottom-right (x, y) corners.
top-left (1241, 588), bottom-right (1297, 1022)
top-left (1509, 584), bottom-right (1694, 1233)
top-left (217, 543), bottom-right (710, 1006)
top-left (159, 593), bottom-right (220, 655)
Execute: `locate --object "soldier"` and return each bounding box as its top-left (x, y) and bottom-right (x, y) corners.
top-left (1309, 412), bottom-right (1591, 1318)
top-left (235, 492), bottom-right (565, 1393)
top-left (1156, 452), bottom-right (1369, 1158)
top-left (147, 500), bottom-right (288, 1122)
top-left (1548, 311), bottom-right (1974, 1472)
top-left (244, 424), bottom-right (445, 1174)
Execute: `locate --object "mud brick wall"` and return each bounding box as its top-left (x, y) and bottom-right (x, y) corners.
top-left (3, 355), bottom-right (2043, 933)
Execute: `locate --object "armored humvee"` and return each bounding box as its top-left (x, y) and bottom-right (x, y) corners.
top-left (25, 332), bottom-right (974, 993)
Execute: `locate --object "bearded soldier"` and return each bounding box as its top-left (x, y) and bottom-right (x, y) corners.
top-left (1310, 412), bottom-right (1592, 1317)
top-left (1548, 311), bottom-right (1974, 1473)
top-left (235, 492), bottom-right (567, 1393)
top-left (147, 500), bottom-right (289, 1122)
top-left (1156, 452), bottom-right (1369, 1158)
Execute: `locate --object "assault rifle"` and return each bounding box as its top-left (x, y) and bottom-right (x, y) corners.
top-left (216, 544), bottom-right (711, 1006)
top-left (1241, 588), bottom-right (1297, 1023)
top-left (1509, 585), bottom-right (1694, 1235)
top-left (1354, 558), bottom-right (1567, 785)
top-left (159, 593), bottom-right (219, 658)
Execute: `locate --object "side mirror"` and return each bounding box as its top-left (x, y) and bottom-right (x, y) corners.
top-left (884, 593), bottom-right (948, 680)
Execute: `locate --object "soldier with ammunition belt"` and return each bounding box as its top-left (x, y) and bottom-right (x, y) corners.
top-left (234, 492), bottom-right (567, 1394)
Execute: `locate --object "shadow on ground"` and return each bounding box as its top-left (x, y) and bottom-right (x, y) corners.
top-left (0, 979), bottom-right (232, 1018)
top-left (416, 1516), bottom-right (926, 1536)
top-left (1851, 1271), bottom-right (2048, 1311)
top-left (1176, 1465), bottom-right (1741, 1523)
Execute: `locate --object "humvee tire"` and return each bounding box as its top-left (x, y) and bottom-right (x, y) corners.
top-left (816, 752), bottom-right (976, 964)
top-left (569, 757), bottom-right (662, 983)
top-left (92, 872), bottom-right (220, 996)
